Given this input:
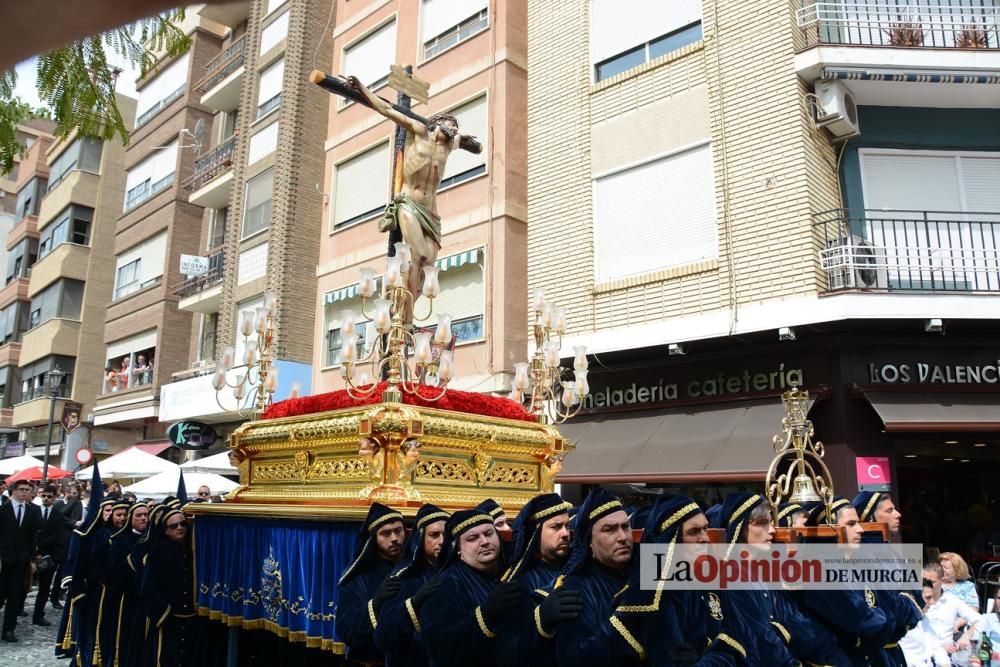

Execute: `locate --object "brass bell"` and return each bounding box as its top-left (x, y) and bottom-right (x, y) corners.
top-left (788, 473), bottom-right (821, 503)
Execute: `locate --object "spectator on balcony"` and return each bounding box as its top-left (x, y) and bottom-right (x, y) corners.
top-left (116, 357), bottom-right (130, 391)
top-left (939, 552), bottom-right (980, 611)
top-left (132, 354), bottom-right (151, 386)
top-left (105, 367), bottom-right (119, 392)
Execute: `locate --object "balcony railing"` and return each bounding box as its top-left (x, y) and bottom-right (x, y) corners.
top-left (196, 34), bottom-right (247, 93)
top-left (815, 208), bottom-right (1000, 292)
top-left (171, 245), bottom-right (225, 298)
top-left (798, 1), bottom-right (1000, 49)
top-left (182, 137), bottom-right (236, 192)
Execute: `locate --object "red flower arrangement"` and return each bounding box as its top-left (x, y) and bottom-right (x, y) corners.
top-left (262, 381), bottom-right (537, 423)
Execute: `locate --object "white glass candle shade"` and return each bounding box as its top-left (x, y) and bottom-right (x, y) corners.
top-left (240, 310), bottom-right (254, 337)
top-left (211, 368), bottom-right (226, 391)
top-left (340, 334), bottom-right (358, 364)
top-left (358, 268), bottom-right (377, 298)
top-left (573, 345), bottom-right (589, 372)
top-left (290, 381), bottom-right (301, 399)
top-left (541, 302), bottom-right (554, 329)
top-left (422, 267), bottom-right (441, 298)
top-left (264, 291), bottom-right (278, 315)
top-left (373, 299), bottom-right (392, 333)
top-left (561, 381), bottom-right (577, 408)
top-left (574, 369), bottom-right (589, 397)
top-left (413, 332), bottom-right (433, 364)
top-left (438, 350), bottom-right (454, 381)
top-left (243, 339), bottom-right (259, 367)
top-left (220, 346), bottom-right (235, 371)
top-left (265, 366), bottom-right (278, 393)
top-left (544, 342), bottom-right (560, 370)
top-left (254, 307), bottom-right (268, 335)
top-left (434, 314), bottom-right (452, 345)
top-left (233, 377), bottom-right (245, 401)
top-left (385, 257), bottom-right (405, 289)
top-left (513, 362), bottom-right (531, 391)
top-left (554, 307), bottom-right (567, 335)
top-left (533, 288), bottom-right (547, 311)
top-left (340, 310), bottom-right (357, 337)
top-left (393, 242), bottom-right (412, 267)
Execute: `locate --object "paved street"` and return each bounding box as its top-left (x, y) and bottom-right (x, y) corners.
top-left (2, 587), bottom-right (65, 666)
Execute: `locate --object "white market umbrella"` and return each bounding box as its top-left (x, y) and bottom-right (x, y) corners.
top-left (179, 451), bottom-right (237, 476)
top-left (0, 455), bottom-right (46, 476)
top-left (76, 446), bottom-right (178, 481)
top-left (123, 469), bottom-right (239, 500)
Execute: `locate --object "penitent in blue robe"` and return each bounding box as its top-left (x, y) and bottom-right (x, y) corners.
top-left (373, 568), bottom-right (433, 667)
top-left (495, 559), bottom-right (562, 667)
top-left (553, 560), bottom-right (633, 667)
top-left (417, 561), bottom-right (501, 667)
top-left (797, 587), bottom-right (895, 667)
top-left (336, 557), bottom-right (394, 663)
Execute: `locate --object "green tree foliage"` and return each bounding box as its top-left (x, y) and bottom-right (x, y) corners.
top-left (0, 10), bottom-right (191, 175)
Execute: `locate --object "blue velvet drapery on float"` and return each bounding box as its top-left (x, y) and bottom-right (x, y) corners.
top-left (193, 514), bottom-right (358, 653)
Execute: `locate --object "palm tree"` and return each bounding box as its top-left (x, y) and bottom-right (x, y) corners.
top-left (0, 10), bottom-right (190, 174)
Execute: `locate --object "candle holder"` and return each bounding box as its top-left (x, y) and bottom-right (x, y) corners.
top-left (212, 291), bottom-right (285, 420)
top-left (510, 288), bottom-right (589, 424)
top-left (340, 242), bottom-right (454, 403)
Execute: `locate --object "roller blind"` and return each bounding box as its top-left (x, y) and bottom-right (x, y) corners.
top-left (135, 55), bottom-right (189, 119)
top-left (125, 141), bottom-right (178, 192)
top-left (594, 143), bottom-right (717, 283)
top-left (115, 232), bottom-right (167, 281)
top-left (430, 261), bottom-right (483, 321)
top-left (421, 0), bottom-right (487, 41)
top-left (343, 21), bottom-right (395, 88)
top-left (106, 329), bottom-right (158, 361)
top-left (590, 0), bottom-right (701, 64)
top-left (958, 157), bottom-right (1000, 214)
top-left (257, 58), bottom-right (284, 106)
top-left (333, 142), bottom-right (390, 226)
top-left (861, 153), bottom-right (960, 213)
top-left (259, 10), bottom-right (289, 55)
top-left (442, 95), bottom-right (488, 181)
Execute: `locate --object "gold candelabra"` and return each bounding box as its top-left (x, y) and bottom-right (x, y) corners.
top-left (212, 292), bottom-right (282, 420)
top-left (511, 289), bottom-right (589, 424)
top-left (339, 242), bottom-right (454, 403)
top-left (764, 387), bottom-right (835, 510)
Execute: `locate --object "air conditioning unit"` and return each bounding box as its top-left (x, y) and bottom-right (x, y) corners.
top-left (815, 80), bottom-right (860, 138)
top-left (820, 235), bottom-right (888, 289)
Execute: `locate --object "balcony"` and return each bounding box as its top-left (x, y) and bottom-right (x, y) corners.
top-left (198, 34), bottom-right (246, 111)
top-left (183, 137), bottom-right (236, 208)
top-left (0, 277), bottom-right (30, 309)
top-left (195, 1), bottom-right (251, 29)
top-left (12, 396), bottom-right (68, 428)
top-left (173, 246), bottom-right (225, 313)
top-left (6, 215), bottom-right (39, 250)
top-left (20, 319), bottom-right (81, 366)
top-left (0, 342), bottom-right (22, 368)
top-left (27, 244), bottom-right (89, 298)
top-left (815, 208), bottom-right (1000, 293)
top-left (0, 408), bottom-right (13, 430)
top-left (795, 1), bottom-right (1000, 107)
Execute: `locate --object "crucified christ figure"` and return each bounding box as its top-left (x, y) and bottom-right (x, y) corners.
top-left (345, 76), bottom-right (481, 326)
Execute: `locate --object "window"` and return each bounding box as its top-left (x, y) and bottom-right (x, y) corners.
top-left (438, 95), bottom-right (488, 189)
top-left (265, 0), bottom-right (286, 16)
top-left (326, 320), bottom-right (370, 368)
top-left (593, 142), bottom-right (718, 283)
top-left (124, 140), bottom-right (178, 211)
top-left (0, 303), bottom-right (29, 344)
top-left (342, 21), bottom-right (395, 92)
top-left (15, 177), bottom-right (46, 219)
top-left (47, 138), bottom-right (103, 191)
top-left (248, 122), bottom-right (279, 164)
top-left (429, 258), bottom-right (485, 343)
top-left (28, 279), bottom-right (85, 329)
top-left (256, 59), bottom-right (284, 119)
top-left (209, 208), bottom-right (228, 248)
top-left (0, 366), bottom-right (22, 408)
top-left (590, 0), bottom-right (702, 82)
top-left (199, 312), bottom-right (219, 362)
top-left (38, 206), bottom-right (93, 260)
top-left (421, 0), bottom-right (488, 60)
top-left (134, 54), bottom-right (190, 128)
top-left (332, 142), bottom-right (389, 230)
top-left (5, 238), bottom-right (37, 285)
top-left (104, 329), bottom-right (157, 392)
top-left (242, 169), bottom-right (274, 238)
top-left (113, 232), bottom-right (168, 300)
top-left (18, 356), bottom-right (74, 403)
top-left (259, 10), bottom-right (289, 54)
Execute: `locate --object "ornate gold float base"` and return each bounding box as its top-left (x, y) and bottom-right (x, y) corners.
top-left (187, 402), bottom-right (571, 519)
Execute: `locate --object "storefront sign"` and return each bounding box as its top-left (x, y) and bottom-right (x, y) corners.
top-left (867, 361), bottom-right (1000, 385)
top-left (3, 440), bottom-right (25, 457)
top-left (180, 254), bottom-right (209, 276)
top-left (855, 456), bottom-right (891, 492)
top-left (168, 421), bottom-right (218, 450)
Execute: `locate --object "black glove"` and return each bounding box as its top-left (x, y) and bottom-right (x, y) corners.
top-left (481, 581), bottom-right (524, 627)
top-left (373, 577), bottom-right (402, 614)
top-left (666, 642), bottom-right (700, 667)
top-left (410, 576), bottom-right (442, 612)
top-left (538, 588), bottom-right (583, 632)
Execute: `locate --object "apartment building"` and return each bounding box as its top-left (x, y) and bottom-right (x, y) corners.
top-left (156, 0), bottom-right (331, 439)
top-left (529, 0), bottom-right (1000, 517)
top-left (1, 100), bottom-right (134, 467)
top-left (315, 0), bottom-right (528, 396)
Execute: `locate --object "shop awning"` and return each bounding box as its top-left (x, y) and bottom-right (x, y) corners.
top-left (134, 441), bottom-right (172, 456)
top-left (863, 392), bottom-right (1000, 432)
top-left (556, 398), bottom-right (793, 483)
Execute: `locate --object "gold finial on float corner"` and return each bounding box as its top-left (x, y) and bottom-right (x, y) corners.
top-left (765, 387), bottom-right (835, 508)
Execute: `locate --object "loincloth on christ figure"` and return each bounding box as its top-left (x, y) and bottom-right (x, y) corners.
top-left (379, 192), bottom-right (442, 247)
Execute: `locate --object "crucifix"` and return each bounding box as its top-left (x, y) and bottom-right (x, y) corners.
top-left (309, 66), bottom-right (483, 326)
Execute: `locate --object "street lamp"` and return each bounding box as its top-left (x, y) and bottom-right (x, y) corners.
top-left (42, 366), bottom-right (65, 483)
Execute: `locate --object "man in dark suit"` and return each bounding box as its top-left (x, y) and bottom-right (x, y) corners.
top-left (49, 482), bottom-right (81, 608)
top-left (33, 483), bottom-right (70, 625)
top-left (0, 478), bottom-right (41, 642)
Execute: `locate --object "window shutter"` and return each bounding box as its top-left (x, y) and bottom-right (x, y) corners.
top-left (333, 142), bottom-right (390, 225)
top-left (594, 143), bottom-right (718, 283)
top-left (343, 21), bottom-right (396, 88)
top-left (106, 329), bottom-right (158, 361)
top-left (442, 95), bottom-right (487, 180)
top-left (152, 141), bottom-right (178, 182)
top-left (429, 262), bottom-right (483, 321)
top-left (590, 0), bottom-right (701, 64)
top-left (260, 11), bottom-right (289, 55)
top-left (125, 157), bottom-right (154, 193)
top-left (421, 0), bottom-right (487, 42)
top-left (139, 233), bottom-right (168, 285)
top-left (861, 153), bottom-right (961, 213)
top-left (257, 59), bottom-right (285, 107)
top-left (960, 157), bottom-right (1000, 214)
top-left (135, 55), bottom-right (190, 119)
